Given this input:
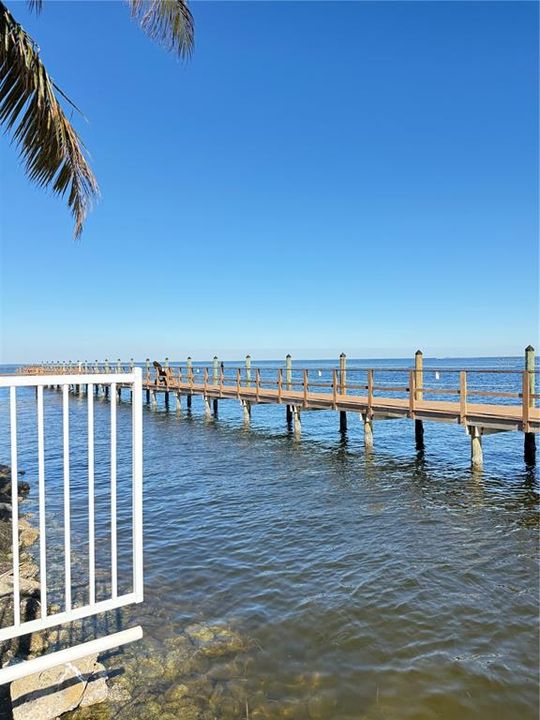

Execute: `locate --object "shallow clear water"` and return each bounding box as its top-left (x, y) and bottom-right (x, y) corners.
top-left (1, 358), bottom-right (538, 719)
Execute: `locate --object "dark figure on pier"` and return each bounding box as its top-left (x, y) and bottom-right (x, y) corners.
top-left (153, 361), bottom-right (174, 387)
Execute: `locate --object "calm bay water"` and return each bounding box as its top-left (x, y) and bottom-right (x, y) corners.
top-left (1, 357), bottom-right (538, 719)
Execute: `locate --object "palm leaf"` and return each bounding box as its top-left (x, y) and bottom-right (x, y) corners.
top-left (0, 2), bottom-right (98, 237)
top-left (27, 0), bottom-right (43, 14)
top-left (129, 0), bottom-right (194, 58)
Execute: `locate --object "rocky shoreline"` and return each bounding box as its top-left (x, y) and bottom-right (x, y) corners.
top-left (0, 465), bottom-right (107, 720)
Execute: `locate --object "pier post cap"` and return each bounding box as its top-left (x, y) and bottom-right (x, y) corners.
top-left (286, 353), bottom-right (291, 359)
top-left (246, 354), bottom-right (251, 359)
top-left (525, 345), bottom-right (535, 352)
top-left (187, 356), bottom-right (192, 360)
top-left (339, 352), bottom-right (346, 358)
top-left (415, 349), bottom-right (423, 356)
top-left (213, 355), bottom-right (218, 360)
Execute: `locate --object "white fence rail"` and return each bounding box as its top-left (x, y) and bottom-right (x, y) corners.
top-left (0, 369), bottom-right (144, 684)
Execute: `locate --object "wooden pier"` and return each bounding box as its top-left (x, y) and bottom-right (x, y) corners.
top-left (23, 348), bottom-right (539, 469)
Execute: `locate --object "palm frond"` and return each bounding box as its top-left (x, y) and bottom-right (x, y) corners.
top-left (129, 0), bottom-right (194, 59)
top-left (27, 0), bottom-right (43, 15)
top-left (0, 2), bottom-right (98, 238)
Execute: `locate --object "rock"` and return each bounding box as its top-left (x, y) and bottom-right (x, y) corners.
top-left (79, 665), bottom-right (108, 707)
top-left (0, 480), bottom-right (30, 501)
top-left (28, 632), bottom-right (49, 657)
top-left (184, 623), bottom-right (246, 657)
top-left (185, 624), bottom-right (216, 645)
top-left (10, 654), bottom-right (108, 720)
top-left (19, 520), bottom-right (39, 549)
top-left (0, 465), bottom-right (25, 479)
top-left (0, 463), bottom-right (29, 504)
top-left (164, 683), bottom-right (189, 704)
top-left (107, 682), bottom-right (131, 705)
top-left (0, 573), bottom-right (40, 599)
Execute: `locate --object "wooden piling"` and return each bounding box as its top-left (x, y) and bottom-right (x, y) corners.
top-left (241, 399), bottom-right (251, 424)
top-left (470, 426), bottom-right (483, 469)
top-left (187, 357), bottom-right (193, 408)
top-left (361, 413), bottom-right (373, 450)
top-left (524, 345), bottom-right (536, 464)
top-left (213, 398), bottom-right (218, 416)
top-left (339, 353), bottom-right (347, 432)
top-left (339, 353), bottom-right (347, 394)
top-left (286, 354), bottom-right (292, 389)
top-left (414, 350), bottom-right (424, 450)
top-left (246, 355), bottom-right (252, 387)
top-left (213, 356), bottom-right (219, 386)
top-left (292, 406), bottom-right (301, 436)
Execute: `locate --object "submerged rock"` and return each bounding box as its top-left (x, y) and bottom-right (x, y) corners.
top-left (185, 623), bottom-right (246, 657)
top-left (55, 620), bottom-right (254, 720)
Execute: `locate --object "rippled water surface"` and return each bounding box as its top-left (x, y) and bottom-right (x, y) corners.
top-left (1, 358), bottom-right (538, 719)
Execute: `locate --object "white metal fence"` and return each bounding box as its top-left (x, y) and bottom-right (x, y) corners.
top-left (0, 369), bottom-right (144, 684)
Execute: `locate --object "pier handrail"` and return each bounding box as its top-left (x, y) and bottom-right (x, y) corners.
top-left (21, 364), bottom-right (538, 403)
top-left (19, 356), bottom-right (539, 442)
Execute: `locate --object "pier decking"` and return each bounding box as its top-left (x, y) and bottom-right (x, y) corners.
top-left (21, 349), bottom-right (539, 469)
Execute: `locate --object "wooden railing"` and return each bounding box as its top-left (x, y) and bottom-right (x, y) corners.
top-left (23, 358), bottom-right (538, 431)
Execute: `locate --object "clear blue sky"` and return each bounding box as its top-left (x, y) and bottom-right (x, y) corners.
top-left (0, 1), bottom-right (538, 362)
